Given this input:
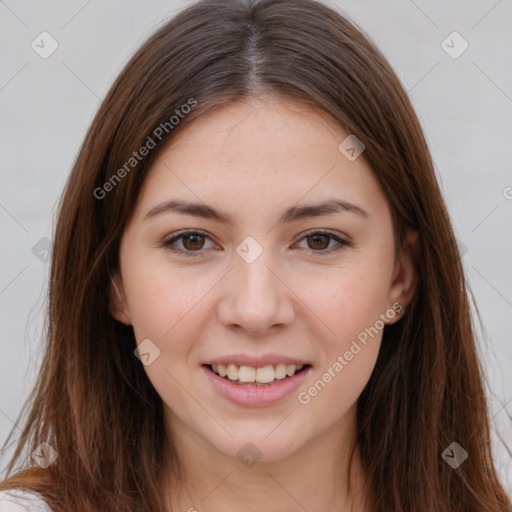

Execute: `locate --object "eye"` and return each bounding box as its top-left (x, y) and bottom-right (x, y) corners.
top-left (294, 229), bottom-right (352, 254)
top-left (162, 230), bottom-right (216, 256)
top-left (161, 229), bottom-right (352, 257)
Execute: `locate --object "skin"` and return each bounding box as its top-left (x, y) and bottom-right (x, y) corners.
top-left (109, 95), bottom-right (417, 512)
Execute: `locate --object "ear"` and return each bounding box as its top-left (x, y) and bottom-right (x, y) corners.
top-left (386, 229), bottom-right (418, 325)
top-left (108, 270), bottom-right (132, 325)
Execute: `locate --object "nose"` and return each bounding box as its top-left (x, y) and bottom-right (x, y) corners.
top-left (216, 249), bottom-right (295, 335)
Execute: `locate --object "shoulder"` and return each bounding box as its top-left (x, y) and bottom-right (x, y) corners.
top-left (0, 489), bottom-right (53, 512)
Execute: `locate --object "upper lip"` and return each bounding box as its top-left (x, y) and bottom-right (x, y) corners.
top-left (204, 354), bottom-right (311, 368)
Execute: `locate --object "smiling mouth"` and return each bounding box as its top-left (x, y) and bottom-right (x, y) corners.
top-left (204, 363), bottom-right (311, 387)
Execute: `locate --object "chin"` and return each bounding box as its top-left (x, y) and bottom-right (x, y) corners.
top-left (199, 422), bottom-right (307, 464)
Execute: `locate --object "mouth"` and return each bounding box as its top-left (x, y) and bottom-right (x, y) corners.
top-left (203, 363), bottom-right (312, 387)
top-left (202, 362), bottom-right (313, 406)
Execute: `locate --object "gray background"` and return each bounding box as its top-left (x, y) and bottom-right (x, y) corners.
top-left (1, 0), bottom-right (511, 493)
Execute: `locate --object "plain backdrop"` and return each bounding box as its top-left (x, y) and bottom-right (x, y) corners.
top-left (0, 0), bottom-right (511, 493)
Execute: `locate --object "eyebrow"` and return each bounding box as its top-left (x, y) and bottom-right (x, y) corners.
top-left (143, 198), bottom-right (369, 224)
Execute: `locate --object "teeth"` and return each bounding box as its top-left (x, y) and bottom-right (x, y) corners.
top-left (256, 365), bottom-right (275, 383)
top-left (227, 364), bottom-right (238, 381)
top-left (238, 365), bottom-right (256, 382)
top-left (211, 363), bottom-right (305, 383)
top-left (286, 364), bottom-right (296, 377)
top-left (275, 363), bottom-right (287, 379)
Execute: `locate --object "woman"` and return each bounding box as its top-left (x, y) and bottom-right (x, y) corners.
top-left (1, 0), bottom-right (510, 510)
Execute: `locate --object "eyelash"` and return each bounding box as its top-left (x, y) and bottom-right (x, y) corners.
top-left (161, 229), bottom-right (352, 257)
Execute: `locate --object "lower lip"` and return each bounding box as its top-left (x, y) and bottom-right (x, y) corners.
top-left (202, 365), bottom-right (312, 407)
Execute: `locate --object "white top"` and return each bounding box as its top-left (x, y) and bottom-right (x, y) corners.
top-left (0, 489), bottom-right (53, 512)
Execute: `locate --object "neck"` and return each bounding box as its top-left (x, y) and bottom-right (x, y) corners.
top-left (160, 405), bottom-right (369, 512)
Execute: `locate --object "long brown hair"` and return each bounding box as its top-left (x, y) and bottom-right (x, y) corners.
top-left (1, 0), bottom-right (510, 510)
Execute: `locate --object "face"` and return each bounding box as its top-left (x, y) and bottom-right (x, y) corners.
top-left (109, 96), bottom-right (416, 465)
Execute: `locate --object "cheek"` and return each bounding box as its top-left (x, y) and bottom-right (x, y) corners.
top-left (293, 255), bottom-right (391, 403)
top-left (296, 339), bottom-right (379, 427)
top-left (122, 261), bottom-right (214, 343)
top-left (121, 263), bottom-right (228, 409)
top-left (307, 264), bottom-right (391, 340)
top-left (123, 265), bottom-right (210, 411)
top-left (295, 271), bottom-right (386, 418)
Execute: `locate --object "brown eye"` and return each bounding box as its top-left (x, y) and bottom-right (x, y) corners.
top-left (295, 230), bottom-right (351, 254)
top-left (181, 233), bottom-right (205, 251)
top-left (163, 229), bottom-right (351, 258)
top-left (307, 234), bottom-right (331, 250)
top-left (162, 230), bottom-right (216, 256)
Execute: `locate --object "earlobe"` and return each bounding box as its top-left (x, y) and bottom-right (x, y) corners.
top-left (108, 271), bottom-right (132, 325)
top-left (386, 230), bottom-right (418, 325)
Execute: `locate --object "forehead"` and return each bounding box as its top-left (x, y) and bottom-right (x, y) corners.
top-left (131, 96), bottom-right (387, 223)
top-left (161, 96), bottom-right (347, 167)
